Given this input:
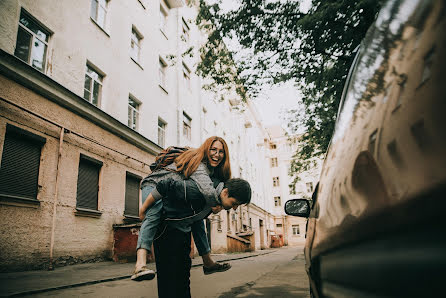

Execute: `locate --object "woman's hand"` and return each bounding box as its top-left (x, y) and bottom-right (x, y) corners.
top-left (211, 205), bottom-right (223, 214)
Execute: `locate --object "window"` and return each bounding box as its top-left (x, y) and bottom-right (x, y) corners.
top-left (276, 224), bottom-right (282, 228)
top-left (159, 5), bottom-right (168, 34)
top-left (0, 125), bottom-right (46, 201)
top-left (273, 177), bottom-right (280, 187)
top-left (90, 0), bottom-right (108, 29)
top-left (183, 63), bottom-right (191, 90)
top-left (159, 58), bottom-right (167, 89)
top-left (130, 27), bottom-right (142, 63)
top-left (14, 10), bottom-right (50, 72)
top-left (201, 108), bottom-right (208, 134)
top-left (292, 225), bottom-right (300, 235)
top-left (158, 118), bottom-right (166, 147)
top-left (183, 112), bottom-right (191, 140)
top-left (83, 64), bottom-right (103, 106)
top-left (274, 196), bottom-right (281, 207)
top-left (270, 157), bottom-right (278, 167)
top-left (128, 96), bottom-right (140, 131)
top-left (181, 18), bottom-right (190, 43)
top-left (306, 182), bottom-right (314, 193)
top-left (289, 184), bottom-right (296, 195)
top-left (124, 172), bottom-right (141, 218)
top-left (76, 154), bottom-right (102, 211)
top-left (421, 49), bottom-right (435, 84)
top-left (270, 143), bottom-right (277, 149)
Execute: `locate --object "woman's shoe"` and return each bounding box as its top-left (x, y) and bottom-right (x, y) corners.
top-left (131, 266), bottom-right (156, 281)
top-left (203, 262), bottom-right (231, 275)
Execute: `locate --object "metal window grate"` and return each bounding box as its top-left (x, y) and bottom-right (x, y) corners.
top-left (0, 126), bottom-right (45, 200)
top-left (124, 173), bottom-right (141, 217)
top-left (76, 155), bottom-right (101, 210)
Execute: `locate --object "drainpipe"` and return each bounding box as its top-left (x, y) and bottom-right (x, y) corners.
top-left (48, 127), bottom-right (65, 270)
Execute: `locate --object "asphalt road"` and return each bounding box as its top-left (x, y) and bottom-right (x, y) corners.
top-left (32, 246), bottom-right (309, 298)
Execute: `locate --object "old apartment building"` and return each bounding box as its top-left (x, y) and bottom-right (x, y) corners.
top-left (266, 126), bottom-right (322, 247)
top-left (0, 0), bottom-right (321, 271)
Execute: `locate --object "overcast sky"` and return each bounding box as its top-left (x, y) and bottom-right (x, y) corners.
top-left (252, 81), bottom-right (302, 130)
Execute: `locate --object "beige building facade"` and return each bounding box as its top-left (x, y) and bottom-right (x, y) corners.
top-left (265, 125), bottom-right (322, 247)
top-left (0, 0), bottom-right (319, 271)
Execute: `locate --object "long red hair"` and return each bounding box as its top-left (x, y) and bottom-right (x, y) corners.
top-left (175, 136), bottom-right (231, 181)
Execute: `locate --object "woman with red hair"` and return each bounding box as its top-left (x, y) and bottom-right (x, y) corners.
top-left (132, 137), bottom-right (232, 284)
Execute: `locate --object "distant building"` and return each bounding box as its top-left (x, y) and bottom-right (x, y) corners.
top-left (265, 125), bottom-right (322, 247)
top-left (0, 0), bottom-right (280, 271)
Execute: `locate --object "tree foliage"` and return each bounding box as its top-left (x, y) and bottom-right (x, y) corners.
top-left (196, 0), bottom-right (382, 183)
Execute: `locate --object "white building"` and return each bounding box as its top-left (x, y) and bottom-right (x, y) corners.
top-left (0, 0), bottom-right (281, 270)
top-left (265, 125), bottom-right (322, 246)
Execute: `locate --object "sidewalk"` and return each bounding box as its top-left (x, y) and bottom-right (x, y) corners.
top-left (0, 249), bottom-right (276, 297)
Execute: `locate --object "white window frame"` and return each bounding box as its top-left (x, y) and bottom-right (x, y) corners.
top-left (271, 157), bottom-right (278, 167)
top-left (183, 112), bottom-right (192, 141)
top-left (273, 177), bottom-right (280, 187)
top-left (201, 108), bottom-right (208, 135)
top-left (292, 225), bottom-right (300, 235)
top-left (128, 95), bottom-right (140, 131)
top-left (130, 27), bottom-right (143, 63)
top-left (159, 57), bottom-right (167, 90)
top-left (181, 17), bottom-right (190, 43)
top-left (306, 182), bottom-right (314, 193)
top-left (159, 4), bottom-right (168, 36)
top-left (90, 0), bottom-right (108, 29)
top-left (274, 196), bottom-right (281, 207)
top-left (158, 118), bottom-right (166, 147)
top-left (83, 64), bottom-right (104, 107)
top-left (182, 62), bottom-right (191, 90)
top-left (15, 10), bottom-right (51, 72)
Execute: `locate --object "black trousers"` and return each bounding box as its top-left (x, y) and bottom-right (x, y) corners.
top-left (154, 225), bottom-right (192, 298)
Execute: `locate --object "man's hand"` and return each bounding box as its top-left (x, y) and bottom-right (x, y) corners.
top-left (139, 210), bottom-right (145, 221)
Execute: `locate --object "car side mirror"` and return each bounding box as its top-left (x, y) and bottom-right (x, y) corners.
top-left (284, 199), bottom-right (311, 218)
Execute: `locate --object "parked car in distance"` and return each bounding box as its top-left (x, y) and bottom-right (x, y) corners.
top-left (285, 0), bottom-right (446, 297)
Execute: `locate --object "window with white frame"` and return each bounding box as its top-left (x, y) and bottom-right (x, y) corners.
top-left (181, 18), bottom-right (190, 43)
top-left (273, 177), bottom-right (280, 187)
top-left (270, 157), bottom-right (278, 167)
top-left (274, 196), bottom-right (281, 207)
top-left (90, 0), bottom-right (108, 29)
top-left (159, 5), bottom-right (168, 34)
top-left (183, 63), bottom-right (191, 90)
top-left (83, 64), bottom-right (103, 106)
top-left (270, 143), bottom-right (277, 149)
top-left (201, 108), bottom-right (208, 134)
top-left (292, 224), bottom-right (300, 235)
top-left (306, 182), bottom-right (314, 193)
top-left (14, 10), bottom-right (50, 72)
top-left (158, 118), bottom-right (166, 147)
top-left (130, 27), bottom-right (142, 63)
top-left (128, 96), bottom-right (140, 130)
top-left (159, 58), bottom-right (167, 89)
top-left (183, 112), bottom-right (191, 140)
top-left (289, 184), bottom-right (296, 195)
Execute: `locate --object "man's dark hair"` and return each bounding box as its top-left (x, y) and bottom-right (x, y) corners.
top-left (225, 178), bottom-right (251, 205)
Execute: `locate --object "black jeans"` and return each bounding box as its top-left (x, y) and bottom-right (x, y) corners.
top-left (154, 224), bottom-right (192, 298)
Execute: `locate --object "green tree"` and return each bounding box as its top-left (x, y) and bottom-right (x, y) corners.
top-left (196, 0), bottom-right (382, 183)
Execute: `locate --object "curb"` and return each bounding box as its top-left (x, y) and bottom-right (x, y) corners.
top-left (5, 250), bottom-right (276, 297)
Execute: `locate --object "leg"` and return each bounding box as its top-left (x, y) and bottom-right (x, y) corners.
top-left (132, 185), bottom-right (159, 281)
top-left (154, 225), bottom-right (192, 298)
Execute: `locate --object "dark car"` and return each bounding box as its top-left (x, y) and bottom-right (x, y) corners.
top-left (285, 0), bottom-right (446, 297)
